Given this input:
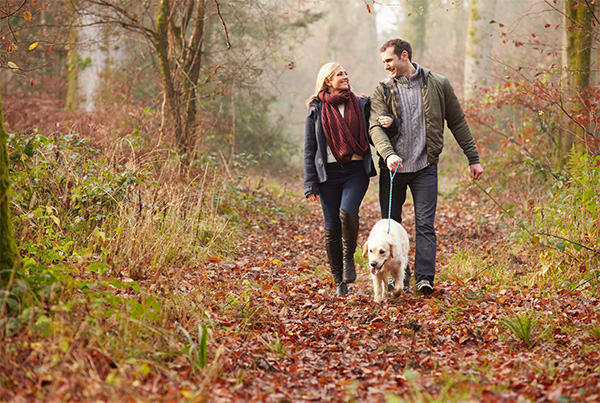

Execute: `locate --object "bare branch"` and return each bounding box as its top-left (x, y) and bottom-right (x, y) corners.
top-left (213, 0), bottom-right (231, 49)
top-left (583, 0), bottom-right (600, 26)
top-left (0, 0), bottom-right (28, 20)
top-left (0, 0), bottom-right (29, 43)
top-left (74, 0), bottom-right (157, 41)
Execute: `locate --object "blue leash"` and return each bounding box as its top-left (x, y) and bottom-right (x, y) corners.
top-left (387, 163), bottom-right (400, 234)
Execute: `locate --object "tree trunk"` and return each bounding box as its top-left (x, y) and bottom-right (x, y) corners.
top-left (156, 0), bottom-right (184, 150)
top-left (180, 0), bottom-right (206, 156)
top-left (65, 0), bottom-right (79, 112)
top-left (72, 0), bottom-right (211, 153)
top-left (320, 0), bottom-right (344, 64)
top-left (464, 0), bottom-right (497, 100)
top-left (558, 0), bottom-right (595, 162)
top-left (319, 0), bottom-right (379, 94)
top-left (156, 0), bottom-right (206, 154)
top-left (592, 17), bottom-right (600, 87)
top-left (0, 88), bottom-right (21, 287)
top-left (76, 3), bottom-right (127, 112)
top-left (403, 0), bottom-right (429, 60)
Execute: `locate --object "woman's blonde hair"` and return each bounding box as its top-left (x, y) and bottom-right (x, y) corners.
top-left (306, 62), bottom-right (342, 107)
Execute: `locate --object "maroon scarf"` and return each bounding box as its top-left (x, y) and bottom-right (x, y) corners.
top-left (319, 89), bottom-right (368, 163)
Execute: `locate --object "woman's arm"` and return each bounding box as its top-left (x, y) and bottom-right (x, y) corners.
top-left (303, 106), bottom-right (320, 198)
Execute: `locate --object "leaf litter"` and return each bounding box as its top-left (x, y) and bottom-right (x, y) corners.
top-left (1, 190), bottom-right (599, 402)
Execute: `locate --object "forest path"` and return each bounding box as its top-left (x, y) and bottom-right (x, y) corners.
top-left (191, 187), bottom-right (599, 402)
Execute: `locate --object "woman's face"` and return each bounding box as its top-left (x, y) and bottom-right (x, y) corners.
top-left (326, 66), bottom-right (349, 94)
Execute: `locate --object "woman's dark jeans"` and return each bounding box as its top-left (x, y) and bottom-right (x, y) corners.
top-left (318, 161), bottom-right (369, 229)
top-left (379, 165), bottom-right (438, 285)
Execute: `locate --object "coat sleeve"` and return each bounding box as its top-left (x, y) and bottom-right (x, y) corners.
top-left (368, 84), bottom-right (397, 163)
top-left (303, 106), bottom-right (320, 197)
top-left (442, 78), bottom-right (480, 165)
top-left (386, 114), bottom-right (399, 135)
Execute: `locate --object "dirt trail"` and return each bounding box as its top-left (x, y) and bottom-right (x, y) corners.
top-left (194, 193), bottom-right (599, 402)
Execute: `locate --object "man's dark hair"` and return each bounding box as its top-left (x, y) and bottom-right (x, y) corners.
top-left (380, 38), bottom-right (412, 61)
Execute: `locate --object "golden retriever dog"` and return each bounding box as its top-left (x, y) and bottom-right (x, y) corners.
top-left (362, 218), bottom-right (409, 303)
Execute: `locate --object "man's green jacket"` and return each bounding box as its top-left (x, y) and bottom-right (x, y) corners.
top-left (369, 66), bottom-right (480, 167)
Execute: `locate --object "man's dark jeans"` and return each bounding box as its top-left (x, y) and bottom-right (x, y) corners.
top-left (379, 165), bottom-right (437, 285)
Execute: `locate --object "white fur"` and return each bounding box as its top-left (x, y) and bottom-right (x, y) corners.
top-left (362, 219), bottom-right (409, 303)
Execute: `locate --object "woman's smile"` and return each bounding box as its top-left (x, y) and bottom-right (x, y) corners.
top-left (327, 66), bottom-right (350, 94)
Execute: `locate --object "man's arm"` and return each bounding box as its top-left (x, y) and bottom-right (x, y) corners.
top-left (441, 78), bottom-right (483, 179)
top-left (442, 78), bottom-right (480, 165)
top-left (369, 84), bottom-right (399, 169)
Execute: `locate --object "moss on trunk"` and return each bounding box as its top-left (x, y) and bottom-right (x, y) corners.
top-left (559, 0), bottom-right (594, 162)
top-left (65, 3), bottom-right (79, 113)
top-left (0, 88), bottom-right (21, 286)
top-left (156, 0), bottom-right (184, 151)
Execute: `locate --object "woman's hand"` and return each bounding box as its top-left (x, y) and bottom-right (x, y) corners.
top-left (377, 115), bottom-right (393, 128)
top-left (307, 194), bottom-right (319, 202)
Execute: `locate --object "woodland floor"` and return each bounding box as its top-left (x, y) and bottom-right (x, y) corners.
top-left (2, 182), bottom-right (600, 402)
top-left (1, 95), bottom-right (599, 402)
top-left (181, 187), bottom-right (600, 402)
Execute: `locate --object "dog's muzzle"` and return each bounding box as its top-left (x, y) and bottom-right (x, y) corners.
top-left (370, 259), bottom-right (387, 275)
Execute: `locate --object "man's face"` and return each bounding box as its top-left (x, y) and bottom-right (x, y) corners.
top-left (381, 47), bottom-right (404, 79)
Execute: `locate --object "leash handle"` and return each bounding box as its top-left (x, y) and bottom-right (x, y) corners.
top-left (387, 163), bottom-right (400, 234)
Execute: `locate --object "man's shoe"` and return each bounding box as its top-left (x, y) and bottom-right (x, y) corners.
top-left (416, 280), bottom-right (434, 296)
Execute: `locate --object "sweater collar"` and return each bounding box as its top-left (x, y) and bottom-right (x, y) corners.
top-left (395, 62), bottom-right (421, 85)
top-left (381, 63), bottom-right (429, 90)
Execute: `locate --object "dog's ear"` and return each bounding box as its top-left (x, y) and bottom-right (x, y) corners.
top-left (388, 241), bottom-right (395, 258)
top-left (362, 242), bottom-right (369, 258)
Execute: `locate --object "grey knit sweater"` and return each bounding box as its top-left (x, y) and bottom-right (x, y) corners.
top-left (393, 63), bottom-right (428, 173)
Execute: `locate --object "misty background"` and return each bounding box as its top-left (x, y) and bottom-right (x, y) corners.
top-left (1, 0), bottom-right (597, 177)
top-left (273, 0), bottom-right (567, 171)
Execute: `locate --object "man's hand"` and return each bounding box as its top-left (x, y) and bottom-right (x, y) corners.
top-left (307, 193), bottom-right (319, 202)
top-left (470, 163), bottom-right (483, 180)
top-left (386, 155), bottom-right (403, 172)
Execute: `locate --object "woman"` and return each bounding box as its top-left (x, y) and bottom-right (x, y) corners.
top-left (303, 62), bottom-right (380, 296)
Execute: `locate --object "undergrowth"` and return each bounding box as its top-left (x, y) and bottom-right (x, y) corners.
top-left (445, 145), bottom-right (600, 296)
top-left (1, 127), bottom-right (303, 397)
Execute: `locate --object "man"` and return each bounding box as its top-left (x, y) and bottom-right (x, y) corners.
top-left (369, 38), bottom-right (483, 296)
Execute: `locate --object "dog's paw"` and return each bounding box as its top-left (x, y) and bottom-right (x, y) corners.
top-left (391, 288), bottom-right (403, 298)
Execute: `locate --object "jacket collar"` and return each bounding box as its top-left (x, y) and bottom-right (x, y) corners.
top-left (381, 64), bottom-right (430, 89)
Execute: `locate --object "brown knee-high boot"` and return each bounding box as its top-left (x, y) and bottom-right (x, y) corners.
top-left (325, 227), bottom-right (348, 296)
top-left (340, 209), bottom-right (359, 284)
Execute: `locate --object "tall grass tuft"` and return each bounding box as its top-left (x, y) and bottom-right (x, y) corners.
top-left (501, 311), bottom-right (538, 347)
top-left (180, 324), bottom-right (209, 375)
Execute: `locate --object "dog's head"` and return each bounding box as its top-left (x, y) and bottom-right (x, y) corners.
top-left (362, 236), bottom-right (395, 276)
